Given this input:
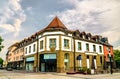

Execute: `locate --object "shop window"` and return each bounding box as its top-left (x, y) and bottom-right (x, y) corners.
top-left (64, 53), bottom-right (69, 70)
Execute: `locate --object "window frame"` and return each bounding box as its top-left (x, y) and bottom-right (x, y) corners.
top-left (49, 38), bottom-right (56, 48)
top-left (64, 39), bottom-right (69, 48)
top-left (33, 44), bottom-right (36, 52)
top-left (99, 46), bottom-right (102, 53)
top-left (86, 43), bottom-right (89, 51)
top-left (78, 42), bottom-right (82, 50)
top-left (40, 40), bottom-right (43, 49)
top-left (29, 46), bottom-right (31, 53)
top-left (93, 45), bottom-right (96, 52)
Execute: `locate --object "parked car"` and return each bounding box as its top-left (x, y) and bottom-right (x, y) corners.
top-left (6, 67), bottom-right (13, 71)
top-left (0, 67), bottom-right (3, 69)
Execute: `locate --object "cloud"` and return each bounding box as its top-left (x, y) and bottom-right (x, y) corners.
top-left (26, 7), bottom-right (32, 11)
top-left (49, 0), bottom-right (120, 44)
top-left (0, 0), bottom-right (26, 37)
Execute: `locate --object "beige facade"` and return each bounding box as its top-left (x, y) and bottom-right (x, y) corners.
top-left (7, 42), bottom-right (24, 69)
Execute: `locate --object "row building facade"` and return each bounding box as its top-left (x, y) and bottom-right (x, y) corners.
top-left (6, 16), bottom-right (114, 72)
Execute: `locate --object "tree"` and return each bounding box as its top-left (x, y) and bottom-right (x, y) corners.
top-left (0, 57), bottom-right (3, 67)
top-left (0, 36), bottom-right (4, 52)
top-left (114, 50), bottom-right (120, 68)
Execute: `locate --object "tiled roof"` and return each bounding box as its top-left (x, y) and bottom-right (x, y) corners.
top-left (45, 16), bottom-right (67, 29)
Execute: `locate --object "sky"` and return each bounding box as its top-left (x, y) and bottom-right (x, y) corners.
top-left (0, 0), bottom-right (120, 60)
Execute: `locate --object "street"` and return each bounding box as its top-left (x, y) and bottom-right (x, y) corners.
top-left (0, 70), bottom-right (120, 79)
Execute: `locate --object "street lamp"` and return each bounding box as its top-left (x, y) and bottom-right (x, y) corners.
top-left (108, 53), bottom-right (113, 74)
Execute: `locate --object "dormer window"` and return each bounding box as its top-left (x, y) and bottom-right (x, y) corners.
top-left (82, 35), bottom-right (85, 39)
top-left (88, 37), bottom-right (90, 40)
top-left (36, 36), bottom-right (38, 39)
top-left (96, 38), bottom-right (98, 42)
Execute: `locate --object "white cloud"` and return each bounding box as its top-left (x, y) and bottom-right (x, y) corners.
top-left (49, 0), bottom-right (120, 44)
top-left (114, 46), bottom-right (120, 50)
top-left (0, 0), bottom-right (26, 37)
top-left (26, 7), bottom-right (32, 11)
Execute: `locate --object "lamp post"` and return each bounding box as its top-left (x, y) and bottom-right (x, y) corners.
top-left (108, 53), bottom-right (113, 74)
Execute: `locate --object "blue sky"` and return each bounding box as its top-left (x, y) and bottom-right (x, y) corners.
top-left (0, 0), bottom-right (120, 60)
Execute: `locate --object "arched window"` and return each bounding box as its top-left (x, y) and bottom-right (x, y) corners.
top-left (64, 53), bottom-right (69, 71)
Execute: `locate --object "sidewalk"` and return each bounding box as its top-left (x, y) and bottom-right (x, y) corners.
top-left (1, 70), bottom-right (120, 79)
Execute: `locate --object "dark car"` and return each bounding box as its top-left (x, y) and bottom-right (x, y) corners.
top-left (0, 67), bottom-right (3, 69)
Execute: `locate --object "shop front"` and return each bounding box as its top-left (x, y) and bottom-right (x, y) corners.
top-left (26, 57), bottom-right (34, 71)
top-left (39, 54), bottom-right (57, 72)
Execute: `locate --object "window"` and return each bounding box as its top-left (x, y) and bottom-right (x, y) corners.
top-left (99, 46), bottom-right (102, 53)
top-left (64, 39), bottom-right (69, 48)
top-left (88, 37), bottom-right (90, 40)
top-left (78, 42), bottom-right (82, 50)
top-left (20, 55), bottom-right (22, 60)
top-left (82, 35), bottom-right (85, 39)
top-left (25, 48), bottom-right (27, 54)
top-left (93, 45), bottom-right (96, 52)
top-left (94, 56), bottom-right (96, 59)
top-left (87, 55), bottom-right (89, 59)
top-left (107, 47), bottom-right (110, 52)
top-left (49, 38), bottom-right (56, 48)
top-left (64, 53), bottom-right (69, 59)
top-left (33, 44), bottom-right (36, 52)
top-left (40, 40), bottom-right (43, 49)
top-left (86, 43), bottom-right (89, 51)
top-left (29, 46), bottom-right (31, 53)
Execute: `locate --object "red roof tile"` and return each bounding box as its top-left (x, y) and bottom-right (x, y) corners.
top-left (46, 16), bottom-right (67, 29)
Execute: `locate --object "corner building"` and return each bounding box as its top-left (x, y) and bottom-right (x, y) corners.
top-left (24, 16), bottom-right (105, 72)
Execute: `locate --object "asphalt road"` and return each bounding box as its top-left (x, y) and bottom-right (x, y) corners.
top-left (0, 70), bottom-right (120, 79)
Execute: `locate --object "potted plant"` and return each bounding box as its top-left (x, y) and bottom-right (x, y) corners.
top-left (87, 68), bottom-right (91, 74)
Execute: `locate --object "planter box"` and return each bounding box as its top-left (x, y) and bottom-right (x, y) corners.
top-left (91, 69), bottom-right (94, 75)
top-left (66, 72), bottom-right (76, 74)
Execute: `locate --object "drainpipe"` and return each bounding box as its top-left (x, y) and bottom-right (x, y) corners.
top-left (73, 37), bottom-right (76, 72)
top-left (36, 34), bottom-right (39, 72)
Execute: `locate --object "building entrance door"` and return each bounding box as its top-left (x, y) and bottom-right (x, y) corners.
top-left (46, 61), bottom-right (56, 72)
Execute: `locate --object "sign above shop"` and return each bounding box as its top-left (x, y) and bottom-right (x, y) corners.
top-left (44, 54), bottom-right (56, 59)
top-left (26, 57), bottom-right (34, 61)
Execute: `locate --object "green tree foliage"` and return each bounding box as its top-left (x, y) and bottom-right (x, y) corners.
top-left (0, 57), bottom-right (3, 65)
top-left (114, 50), bottom-right (120, 68)
top-left (0, 36), bottom-right (4, 52)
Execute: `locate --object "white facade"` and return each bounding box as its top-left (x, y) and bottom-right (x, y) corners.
top-left (24, 31), bottom-right (104, 55)
top-left (75, 40), bottom-right (104, 55)
top-left (42, 31), bottom-right (65, 36)
top-left (61, 36), bottom-right (72, 51)
top-left (24, 41), bottom-right (37, 56)
top-left (46, 36), bottom-right (59, 51)
top-left (38, 37), bottom-right (45, 52)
